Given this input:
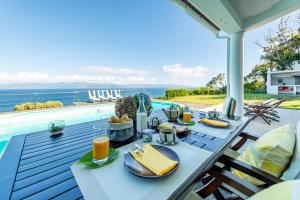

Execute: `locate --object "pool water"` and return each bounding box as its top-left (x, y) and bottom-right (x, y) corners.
top-left (0, 141), bottom-right (6, 155)
top-left (0, 101), bottom-right (174, 155)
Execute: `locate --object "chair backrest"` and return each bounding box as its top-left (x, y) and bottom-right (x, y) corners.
top-left (118, 90), bottom-right (123, 98)
top-left (263, 98), bottom-right (276, 105)
top-left (101, 90), bottom-right (105, 97)
top-left (93, 90), bottom-right (97, 98)
top-left (111, 90), bottom-right (118, 98)
top-left (88, 90), bottom-right (94, 98)
top-left (105, 90), bottom-right (112, 98)
top-left (97, 90), bottom-right (103, 98)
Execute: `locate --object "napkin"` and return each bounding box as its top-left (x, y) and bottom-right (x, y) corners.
top-left (130, 144), bottom-right (178, 176)
top-left (199, 118), bottom-right (230, 128)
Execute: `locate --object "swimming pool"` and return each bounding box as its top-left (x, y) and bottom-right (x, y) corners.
top-left (0, 101), bottom-right (174, 155)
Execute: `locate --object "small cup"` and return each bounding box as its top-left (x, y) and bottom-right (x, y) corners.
top-left (142, 129), bottom-right (155, 142)
top-left (183, 112), bottom-right (192, 122)
top-left (199, 112), bottom-right (207, 119)
top-left (159, 126), bottom-right (176, 144)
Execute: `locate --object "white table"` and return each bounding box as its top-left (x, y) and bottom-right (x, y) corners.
top-left (71, 135), bottom-right (212, 200)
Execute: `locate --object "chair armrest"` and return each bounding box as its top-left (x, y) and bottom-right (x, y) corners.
top-left (209, 165), bottom-right (261, 197)
top-left (240, 132), bottom-right (258, 141)
top-left (231, 132), bottom-right (258, 151)
top-left (219, 155), bottom-right (282, 186)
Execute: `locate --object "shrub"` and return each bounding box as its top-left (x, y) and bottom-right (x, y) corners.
top-left (244, 80), bottom-right (265, 93)
top-left (13, 101), bottom-right (63, 111)
top-left (165, 89), bottom-right (192, 98)
top-left (163, 87), bottom-right (226, 98)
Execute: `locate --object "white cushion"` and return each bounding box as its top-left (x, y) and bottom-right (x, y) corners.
top-left (281, 121), bottom-right (300, 180)
top-left (222, 96), bottom-right (231, 115)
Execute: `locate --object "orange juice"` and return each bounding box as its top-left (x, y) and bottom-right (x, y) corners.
top-left (93, 136), bottom-right (109, 163)
top-left (183, 112), bottom-right (192, 123)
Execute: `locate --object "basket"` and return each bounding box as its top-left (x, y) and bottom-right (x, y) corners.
top-left (108, 119), bottom-right (134, 142)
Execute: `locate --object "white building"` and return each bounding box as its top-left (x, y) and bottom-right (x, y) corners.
top-left (266, 60), bottom-right (300, 95)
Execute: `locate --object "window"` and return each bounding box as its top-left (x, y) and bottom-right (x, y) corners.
top-left (278, 79), bottom-right (283, 83)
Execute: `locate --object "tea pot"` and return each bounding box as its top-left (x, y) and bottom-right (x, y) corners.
top-left (162, 103), bottom-right (180, 122)
top-left (148, 117), bottom-right (162, 128)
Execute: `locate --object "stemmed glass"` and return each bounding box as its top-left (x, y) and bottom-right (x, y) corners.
top-left (92, 108), bottom-right (106, 132)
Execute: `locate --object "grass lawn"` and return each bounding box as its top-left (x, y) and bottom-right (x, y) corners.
top-left (156, 93), bottom-right (300, 110)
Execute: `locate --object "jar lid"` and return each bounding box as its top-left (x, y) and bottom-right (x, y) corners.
top-left (142, 129), bottom-right (155, 134)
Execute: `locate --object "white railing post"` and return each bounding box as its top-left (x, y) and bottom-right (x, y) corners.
top-left (229, 31), bottom-right (244, 117)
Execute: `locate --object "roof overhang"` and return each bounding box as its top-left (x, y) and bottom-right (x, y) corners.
top-left (171, 0), bottom-right (300, 34)
top-left (271, 71), bottom-right (300, 78)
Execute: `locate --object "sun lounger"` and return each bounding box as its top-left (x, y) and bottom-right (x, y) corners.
top-left (112, 90), bottom-right (121, 99)
top-left (115, 89), bottom-right (123, 99)
top-left (108, 90), bottom-right (117, 100)
top-left (98, 90), bottom-right (109, 101)
top-left (103, 90), bottom-right (113, 101)
top-left (244, 98), bottom-right (286, 124)
top-left (88, 90), bottom-right (99, 102)
top-left (96, 90), bottom-right (104, 101)
top-left (92, 90), bottom-right (101, 102)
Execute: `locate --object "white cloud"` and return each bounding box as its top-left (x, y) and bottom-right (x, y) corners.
top-left (0, 64), bottom-right (208, 86)
top-left (81, 66), bottom-right (149, 76)
top-left (162, 64), bottom-right (207, 86)
top-left (0, 66), bottom-right (157, 85)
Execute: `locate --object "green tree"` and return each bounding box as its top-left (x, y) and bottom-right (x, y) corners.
top-left (245, 13), bottom-right (300, 93)
top-left (206, 73), bottom-right (225, 89)
top-left (245, 63), bottom-right (271, 84)
top-left (256, 16), bottom-right (300, 71)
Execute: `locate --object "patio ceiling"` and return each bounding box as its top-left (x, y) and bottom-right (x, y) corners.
top-left (172, 0), bottom-right (300, 34)
top-left (171, 0), bottom-right (300, 117)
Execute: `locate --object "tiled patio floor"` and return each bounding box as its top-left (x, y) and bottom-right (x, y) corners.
top-left (243, 108), bottom-right (299, 137)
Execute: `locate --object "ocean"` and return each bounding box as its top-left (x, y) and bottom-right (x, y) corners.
top-left (0, 88), bottom-right (167, 113)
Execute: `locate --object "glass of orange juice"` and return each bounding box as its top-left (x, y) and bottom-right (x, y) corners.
top-left (93, 135), bottom-right (109, 163)
top-left (183, 112), bottom-right (192, 123)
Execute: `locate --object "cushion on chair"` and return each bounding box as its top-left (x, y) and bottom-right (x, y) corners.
top-left (232, 124), bottom-right (296, 185)
top-left (222, 97), bottom-right (236, 117)
top-left (222, 96), bottom-right (231, 114)
top-left (281, 121), bottom-right (300, 180)
top-left (248, 180), bottom-right (300, 200)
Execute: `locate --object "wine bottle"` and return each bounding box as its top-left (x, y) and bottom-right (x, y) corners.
top-left (136, 95), bottom-right (147, 133)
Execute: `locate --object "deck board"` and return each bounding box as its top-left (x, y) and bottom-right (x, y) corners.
top-left (0, 110), bottom-right (249, 200)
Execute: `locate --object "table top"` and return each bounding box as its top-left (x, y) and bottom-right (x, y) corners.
top-left (0, 111), bottom-right (250, 200)
top-left (71, 135), bottom-right (212, 200)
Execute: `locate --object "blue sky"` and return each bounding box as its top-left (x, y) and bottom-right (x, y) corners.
top-left (0, 0), bottom-right (298, 87)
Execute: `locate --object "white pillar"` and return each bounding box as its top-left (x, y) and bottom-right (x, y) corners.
top-left (229, 31), bottom-right (244, 117)
top-left (226, 38), bottom-right (230, 95)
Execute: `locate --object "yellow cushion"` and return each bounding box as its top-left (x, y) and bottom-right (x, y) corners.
top-left (130, 144), bottom-right (178, 176)
top-left (248, 180), bottom-right (300, 200)
top-left (233, 124), bottom-right (296, 185)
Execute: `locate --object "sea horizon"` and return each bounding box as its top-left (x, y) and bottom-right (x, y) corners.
top-left (0, 87), bottom-right (169, 113)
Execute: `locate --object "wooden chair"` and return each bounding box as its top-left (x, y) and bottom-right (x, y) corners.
top-left (194, 132), bottom-right (283, 200)
top-left (244, 98), bottom-right (286, 125)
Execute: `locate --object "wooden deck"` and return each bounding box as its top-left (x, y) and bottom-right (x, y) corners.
top-left (0, 111), bottom-right (249, 200)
